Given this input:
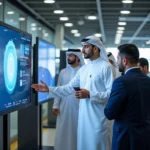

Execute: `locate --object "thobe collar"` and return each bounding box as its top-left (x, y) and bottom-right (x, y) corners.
top-left (68, 65), bottom-right (80, 71)
top-left (90, 57), bottom-right (101, 64)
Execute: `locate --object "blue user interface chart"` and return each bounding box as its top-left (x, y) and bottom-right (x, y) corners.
top-left (0, 25), bottom-right (31, 113)
top-left (38, 40), bottom-right (56, 103)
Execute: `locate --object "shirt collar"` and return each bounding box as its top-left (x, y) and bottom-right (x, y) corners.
top-left (147, 72), bottom-right (150, 77)
top-left (125, 67), bottom-right (139, 74)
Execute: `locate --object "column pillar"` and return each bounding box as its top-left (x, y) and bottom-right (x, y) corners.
top-left (54, 24), bottom-right (64, 49)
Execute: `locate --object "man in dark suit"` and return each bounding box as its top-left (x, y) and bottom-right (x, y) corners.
top-left (104, 44), bottom-right (150, 150)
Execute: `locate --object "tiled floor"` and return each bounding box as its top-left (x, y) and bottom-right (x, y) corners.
top-left (42, 128), bottom-right (56, 147)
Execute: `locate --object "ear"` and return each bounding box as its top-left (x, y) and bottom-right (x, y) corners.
top-left (94, 46), bottom-right (99, 53)
top-left (144, 65), bottom-right (147, 70)
top-left (123, 57), bottom-right (128, 65)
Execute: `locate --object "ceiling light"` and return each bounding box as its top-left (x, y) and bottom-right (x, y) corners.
top-left (59, 17), bottom-right (69, 21)
top-left (31, 23), bottom-right (36, 27)
top-left (146, 40), bottom-right (150, 45)
top-left (44, 0), bottom-right (55, 3)
top-left (0, 2), bottom-right (2, 5)
top-left (87, 15), bottom-right (97, 20)
top-left (94, 33), bottom-right (101, 37)
top-left (31, 27), bottom-right (36, 31)
top-left (74, 33), bottom-right (81, 37)
top-left (44, 33), bottom-right (49, 37)
top-left (53, 10), bottom-right (64, 14)
top-left (71, 29), bottom-right (78, 34)
top-left (64, 23), bottom-right (73, 27)
top-left (117, 30), bottom-right (124, 34)
top-left (122, 0), bottom-right (133, 4)
top-left (38, 27), bottom-right (42, 30)
top-left (78, 20), bottom-right (84, 25)
top-left (117, 27), bottom-right (125, 30)
top-left (116, 33), bottom-right (122, 38)
top-left (118, 22), bottom-right (127, 26)
top-left (115, 34), bottom-right (122, 45)
top-left (19, 17), bottom-right (26, 21)
top-left (7, 11), bottom-right (14, 15)
top-left (120, 10), bottom-right (130, 14)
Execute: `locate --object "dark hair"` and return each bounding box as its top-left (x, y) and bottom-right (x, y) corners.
top-left (67, 49), bottom-right (81, 52)
top-left (138, 58), bottom-right (149, 69)
top-left (118, 44), bottom-right (139, 64)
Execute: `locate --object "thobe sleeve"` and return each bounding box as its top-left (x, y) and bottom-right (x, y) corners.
top-left (90, 65), bottom-right (114, 103)
top-left (48, 68), bottom-right (81, 98)
top-left (104, 77), bottom-right (126, 120)
top-left (52, 71), bottom-right (62, 109)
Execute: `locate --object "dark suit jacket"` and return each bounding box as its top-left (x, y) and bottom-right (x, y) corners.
top-left (105, 68), bottom-right (150, 150)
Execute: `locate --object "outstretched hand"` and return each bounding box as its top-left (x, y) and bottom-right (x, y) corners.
top-left (31, 80), bottom-right (49, 92)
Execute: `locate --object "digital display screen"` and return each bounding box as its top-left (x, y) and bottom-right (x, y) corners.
top-left (37, 38), bottom-right (56, 103)
top-left (0, 22), bottom-right (32, 115)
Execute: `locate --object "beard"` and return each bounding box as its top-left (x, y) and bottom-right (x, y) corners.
top-left (118, 62), bottom-right (125, 72)
top-left (83, 49), bottom-right (94, 59)
top-left (68, 58), bottom-right (76, 65)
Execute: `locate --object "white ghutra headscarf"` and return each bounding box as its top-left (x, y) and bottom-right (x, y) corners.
top-left (107, 52), bottom-right (118, 68)
top-left (66, 49), bottom-right (85, 67)
top-left (81, 35), bottom-right (109, 62)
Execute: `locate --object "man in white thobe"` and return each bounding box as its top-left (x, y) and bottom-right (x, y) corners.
top-left (138, 57), bottom-right (150, 77)
top-left (32, 35), bottom-right (114, 150)
top-left (52, 49), bottom-right (84, 150)
top-left (107, 52), bottom-right (121, 78)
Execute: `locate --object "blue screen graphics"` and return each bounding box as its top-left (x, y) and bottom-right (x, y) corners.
top-left (0, 24), bottom-right (31, 114)
top-left (38, 39), bottom-right (56, 103)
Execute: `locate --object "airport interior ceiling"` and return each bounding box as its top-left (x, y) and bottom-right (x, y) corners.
top-left (10, 0), bottom-right (150, 48)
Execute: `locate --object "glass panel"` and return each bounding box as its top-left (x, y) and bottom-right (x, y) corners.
top-left (0, 0), bottom-right (4, 21)
top-left (62, 39), bottom-right (72, 50)
top-left (27, 17), bottom-right (42, 45)
top-left (4, 5), bottom-right (20, 28)
top-left (42, 26), bottom-right (54, 43)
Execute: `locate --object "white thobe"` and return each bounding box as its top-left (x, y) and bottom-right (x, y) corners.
top-left (110, 65), bottom-right (121, 79)
top-left (49, 58), bottom-right (114, 150)
top-left (53, 66), bottom-right (80, 150)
